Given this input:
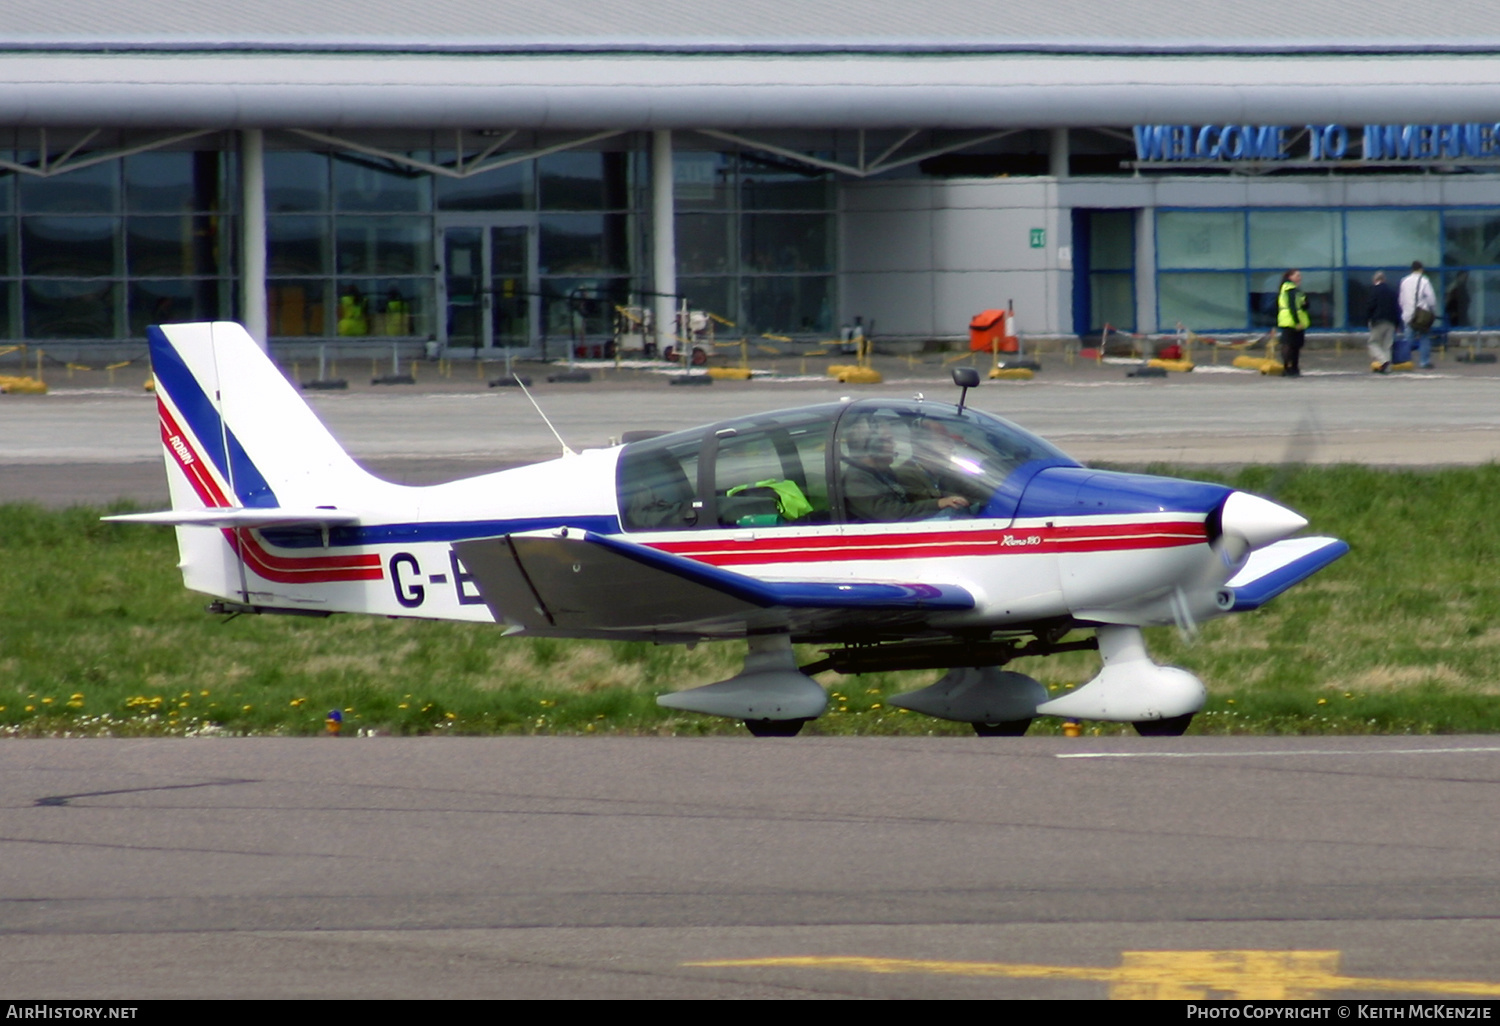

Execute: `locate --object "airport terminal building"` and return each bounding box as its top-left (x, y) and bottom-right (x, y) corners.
top-left (4, 0), bottom-right (1500, 354)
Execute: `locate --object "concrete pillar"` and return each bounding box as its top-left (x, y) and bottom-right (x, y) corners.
top-left (651, 130), bottom-right (677, 353)
top-left (1049, 127), bottom-right (1069, 179)
top-left (1135, 206), bottom-right (1157, 334)
top-left (240, 129), bottom-right (268, 351)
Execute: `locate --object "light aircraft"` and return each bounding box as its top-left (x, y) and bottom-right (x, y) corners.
top-left (110, 322), bottom-right (1347, 737)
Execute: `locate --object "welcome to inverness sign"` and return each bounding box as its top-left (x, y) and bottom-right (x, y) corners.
top-left (1133, 123), bottom-right (1500, 163)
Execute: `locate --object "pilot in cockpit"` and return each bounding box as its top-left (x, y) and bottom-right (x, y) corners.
top-left (842, 418), bottom-right (972, 523)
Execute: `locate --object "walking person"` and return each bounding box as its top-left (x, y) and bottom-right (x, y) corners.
top-left (1400, 261), bottom-right (1438, 369)
top-left (1365, 270), bottom-right (1399, 373)
top-left (1277, 269), bottom-right (1310, 377)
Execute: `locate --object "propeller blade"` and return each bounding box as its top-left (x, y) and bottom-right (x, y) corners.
top-left (1169, 585), bottom-right (1200, 643)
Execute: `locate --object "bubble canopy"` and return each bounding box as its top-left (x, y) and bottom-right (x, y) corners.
top-left (615, 398), bottom-right (1079, 532)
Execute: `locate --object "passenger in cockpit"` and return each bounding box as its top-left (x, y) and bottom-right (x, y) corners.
top-left (842, 420), bottom-right (972, 523)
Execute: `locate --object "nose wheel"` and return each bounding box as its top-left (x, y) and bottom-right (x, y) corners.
top-left (1133, 713), bottom-right (1195, 736)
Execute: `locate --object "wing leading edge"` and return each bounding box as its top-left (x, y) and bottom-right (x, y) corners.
top-left (451, 528), bottom-right (974, 640)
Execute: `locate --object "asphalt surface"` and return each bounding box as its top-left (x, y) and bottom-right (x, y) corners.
top-left (5, 347), bottom-right (1500, 507)
top-left (5, 350), bottom-right (1500, 999)
top-left (2, 737), bottom-right (1499, 999)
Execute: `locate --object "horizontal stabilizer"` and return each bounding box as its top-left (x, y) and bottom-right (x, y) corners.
top-left (1223, 535), bottom-right (1348, 611)
top-left (452, 528), bottom-right (973, 638)
top-left (103, 507), bottom-right (361, 529)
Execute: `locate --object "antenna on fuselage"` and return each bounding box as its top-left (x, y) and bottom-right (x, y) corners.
top-left (952, 367), bottom-right (980, 413)
top-left (512, 375), bottom-right (577, 458)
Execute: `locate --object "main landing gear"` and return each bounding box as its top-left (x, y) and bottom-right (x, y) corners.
top-left (744, 718), bottom-right (811, 738)
top-left (972, 719), bottom-right (1033, 737)
top-left (655, 634), bottom-right (826, 737)
top-left (656, 624), bottom-right (1206, 738)
top-left (890, 667), bottom-right (1048, 736)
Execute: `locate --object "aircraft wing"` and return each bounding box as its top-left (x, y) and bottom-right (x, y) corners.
top-left (451, 529), bottom-right (974, 640)
top-left (103, 507), bottom-right (361, 528)
top-left (1222, 535), bottom-right (1349, 611)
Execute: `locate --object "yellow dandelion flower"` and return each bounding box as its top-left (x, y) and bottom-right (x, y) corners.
top-left (25, 705), bottom-right (34, 713)
top-left (398, 703), bottom-right (409, 709)
top-left (200, 690), bottom-right (210, 697)
top-left (242, 704), bottom-right (253, 712)
top-left (70, 693), bottom-right (84, 701)
top-left (41, 698), bottom-right (53, 705)
top-left (1317, 698), bottom-right (1328, 705)
top-left (444, 712), bottom-right (457, 720)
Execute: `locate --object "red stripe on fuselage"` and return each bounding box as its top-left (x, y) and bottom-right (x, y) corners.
top-left (156, 397), bottom-right (384, 583)
top-left (647, 521), bottom-right (1207, 567)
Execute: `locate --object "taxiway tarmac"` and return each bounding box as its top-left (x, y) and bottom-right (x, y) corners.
top-left (3, 736), bottom-right (1500, 999)
top-left (6, 358), bottom-right (1500, 998)
top-left (5, 353), bottom-right (1500, 506)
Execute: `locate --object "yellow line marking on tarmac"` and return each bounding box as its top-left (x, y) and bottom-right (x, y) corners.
top-left (1056, 746), bottom-right (1500, 759)
top-left (686, 950), bottom-right (1500, 999)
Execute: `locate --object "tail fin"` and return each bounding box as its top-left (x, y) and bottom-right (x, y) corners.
top-left (147, 321), bottom-right (378, 511)
top-left (125, 322), bottom-right (392, 607)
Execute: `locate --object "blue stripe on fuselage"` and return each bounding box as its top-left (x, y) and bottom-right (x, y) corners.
top-left (147, 324), bottom-right (280, 509)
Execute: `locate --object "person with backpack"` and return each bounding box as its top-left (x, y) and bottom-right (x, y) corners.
top-left (1400, 261), bottom-right (1438, 369)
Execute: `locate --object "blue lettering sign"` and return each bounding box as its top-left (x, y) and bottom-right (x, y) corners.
top-left (1323, 124), bottom-right (1348, 159)
top-left (1135, 121), bottom-right (1500, 163)
top-left (1247, 126), bottom-right (1281, 159)
top-left (1133, 125), bottom-right (1168, 161)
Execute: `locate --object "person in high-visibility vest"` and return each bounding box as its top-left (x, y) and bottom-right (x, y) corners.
top-left (1277, 269), bottom-right (1311, 378)
top-left (337, 285), bottom-right (369, 337)
top-left (383, 287), bottom-right (409, 336)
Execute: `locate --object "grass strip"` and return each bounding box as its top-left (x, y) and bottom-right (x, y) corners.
top-left (2, 463), bottom-right (1498, 737)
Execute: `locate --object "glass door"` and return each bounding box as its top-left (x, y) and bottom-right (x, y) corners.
top-left (439, 218), bottom-right (537, 352)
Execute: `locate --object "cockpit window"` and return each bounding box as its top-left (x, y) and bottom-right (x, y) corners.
top-left (712, 413), bottom-right (832, 527)
top-left (616, 430), bottom-right (702, 531)
top-left (617, 405), bottom-right (841, 532)
top-left (617, 400), bottom-right (1070, 531)
top-left (835, 403), bottom-right (1070, 523)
